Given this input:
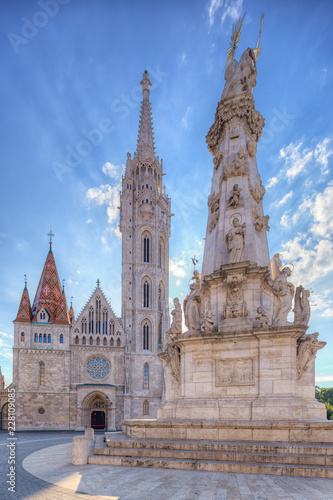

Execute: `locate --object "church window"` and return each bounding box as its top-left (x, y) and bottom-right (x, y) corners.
top-left (89, 336), bottom-right (93, 346)
top-left (35, 333), bottom-right (38, 342)
top-left (60, 334), bottom-right (64, 344)
top-left (110, 338), bottom-right (114, 346)
top-left (143, 363), bottom-right (149, 388)
top-left (143, 234), bottom-right (150, 263)
top-left (38, 407), bottom-right (45, 414)
top-left (158, 321), bottom-right (162, 349)
top-left (103, 337), bottom-right (107, 346)
top-left (96, 297), bottom-right (101, 334)
top-left (89, 307), bottom-right (94, 334)
top-left (143, 280), bottom-right (150, 308)
top-left (103, 309), bottom-right (108, 334)
top-left (143, 322), bottom-right (149, 350)
top-left (81, 318), bottom-right (87, 334)
top-left (158, 238), bottom-right (164, 268)
top-left (39, 361), bottom-right (45, 386)
top-left (146, 184), bottom-right (148, 188)
top-left (117, 338), bottom-right (121, 347)
top-left (75, 336), bottom-right (79, 344)
top-left (21, 332), bottom-right (25, 342)
top-left (158, 284), bottom-right (163, 313)
top-left (48, 334), bottom-right (51, 344)
top-left (110, 321), bottom-right (115, 336)
top-left (43, 334), bottom-right (47, 343)
top-left (146, 199), bottom-right (148, 204)
top-left (143, 400), bottom-right (149, 415)
top-left (82, 336), bottom-right (86, 345)
top-left (87, 356), bottom-right (110, 380)
top-left (96, 337), bottom-right (100, 346)
top-left (39, 333), bottom-right (43, 343)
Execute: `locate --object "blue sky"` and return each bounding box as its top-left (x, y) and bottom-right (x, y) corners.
top-left (0, 0), bottom-right (332, 387)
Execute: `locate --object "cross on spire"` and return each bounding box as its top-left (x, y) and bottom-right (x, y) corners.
top-left (191, 256), bottom-right (198, 270)
top-left (47, 228), bottom-right (54, 249)
top-left (96, 279), bottom-right (100, 288)
top-left (24, 274), bottom-right (27, 288)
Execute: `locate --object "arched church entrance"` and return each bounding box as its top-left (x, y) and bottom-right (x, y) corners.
top-left (76, 385), bottom-right (116, 431)
top-left (90, 399), bottom-right (106, 429)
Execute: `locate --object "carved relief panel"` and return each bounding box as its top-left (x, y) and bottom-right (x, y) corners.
top-left (215, 358), bottom-right (254, 386)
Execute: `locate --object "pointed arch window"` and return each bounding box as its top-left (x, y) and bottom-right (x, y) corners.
top-left (39, 361), bottom-right (45, 386)
top-left (48, 334), bottom-right (51, 344)
top-left (158, 284), bottom-right (163, 313)
top-left (143, 363), bottom-right (149, 389)
top-left (143, 234), bottom-right (150, 263)
top-left (103, 308), bottom-right (108, 334)
top-left (89, 307), bottom-right (94, 334)
top-left (82, 336), bottom-right (86, 345)
top-left (81, 317), bottom-right (87, 334)
top-left (143, 400), bottom-right (149, 415)
top-left (35, 333), bottom-right (38, 343)
top-left (110, 338), bottom-right (114, 347)
top-left (75, 336), bottom-right (79, 345)
top-left (96, 296), bottom-right (101, 334)
top-left (158, 321), bottom-right (162, 349)
top-left (89, 336), bottom-right (93, 346)
top-left (96, 337), bottom-right (100, 346)
top-left (60, 334), bottom-right (64, 344)
top-left (143, 322), bottom-right (150, 350)
top-left (103, 337), bottom-right (107, 346)
top-left (117, 338), bottom-right (121, 347)
top-left (143, 280), bottom-right (150, 308)
top-left (110, 320), bottom-right (115, 336)
top-left (21, 332), bottom-right (25, 342)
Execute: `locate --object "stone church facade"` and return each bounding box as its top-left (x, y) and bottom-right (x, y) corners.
top-left (12, 71), bottom-right (171, 430)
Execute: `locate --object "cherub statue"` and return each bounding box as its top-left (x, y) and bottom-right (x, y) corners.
top-left (201, 310), bottom-right (214, 333)
top-left (294, 286), bottom-right (311, 325)
top-left (255, 306), bottom-right (269, 328)
top-left (228, 184), bottom-right (242, 208)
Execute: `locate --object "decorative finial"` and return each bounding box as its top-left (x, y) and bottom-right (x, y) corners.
top-left (254, 13), bottom-right (264, 62)
top-left (24, 274), bottom-right (27, 288)
top-left (191, 256), bottom-right (199, 270)
top-left (71, 296), bottom-right (73, 306)
top-left (47, 228), bottom-right (54, 249)
top-left (140, 71), bottom-right (151, 97)
top-left (97, 279), bottom-right (100, 288)
top-left (62, 279), bottom-right (65, 293)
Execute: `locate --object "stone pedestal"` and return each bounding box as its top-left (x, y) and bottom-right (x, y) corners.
top-left (85, 428), bottom-right (94, 440)
top-left (72, 436), bottom-right (89, 465)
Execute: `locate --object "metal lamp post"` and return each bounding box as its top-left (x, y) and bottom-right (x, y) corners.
top-left (105, 396), bottom-right (109, 431)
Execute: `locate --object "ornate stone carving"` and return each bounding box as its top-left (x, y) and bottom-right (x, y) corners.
top-left (255, 306), bottom-right (269, 328)
top-left (253, 209), bottom-right (270, 231)
top-left (297, 333), bottom-right (326, 380)
top-left (249, 174), bottom-right (265, 203)
top-left (207, 193), bottom-right (220, 233)
top-left (201, 310), bottom-right (214, 333)
top-left (230, 125), bottom-right (240, 139)
top-left (183, 276), bottom-right (204, 331)
top-left (225, 216), bottom-right (246, 263)
top-left (167, 298), bottom-right (182, 337)
top-left (228, 184), bottom-right (242, 208)
top-left (247, 134), bottom-right (257, 157)
top-left (213, 151), bottom-right (223, 170)
top-left (224, 273), bottom-right (248, 319)
top-left (158, 342), bottom-right (180, 382)
top-left (216, 358), bottom-right (254, 386)
top-left (293, 286), bottom-right (311, 325)
top-left (222, 148), bottom-right (249, 180)
top-left (272, 267), bottom-right (295, 326)
top-left (222, 48), bottom-right (257, 101)
top-left (206, 95), bottom-right (265, 156)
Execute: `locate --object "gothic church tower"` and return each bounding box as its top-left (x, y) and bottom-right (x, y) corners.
top-left (120, 71), bottom-right (171, 419)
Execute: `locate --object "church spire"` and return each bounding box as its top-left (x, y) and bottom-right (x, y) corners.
top-left (14, 277), bottom-right (32, 322)
top-left (135, 70), bottom-right (156, 161)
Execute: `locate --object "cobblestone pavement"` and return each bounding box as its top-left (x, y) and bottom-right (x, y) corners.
top-left (1, 430), bottom-right (333, 500)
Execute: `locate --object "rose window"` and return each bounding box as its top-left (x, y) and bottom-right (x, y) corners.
top-left (87, 356), bottom-right (110, 379)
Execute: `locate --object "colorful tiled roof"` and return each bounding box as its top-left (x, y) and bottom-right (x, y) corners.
top-left (69, 302), bottom-right (75, 325)
top-left (15, 286), bottom-right (32, 322)
top-left (31, 249), bottom-right (69, 324)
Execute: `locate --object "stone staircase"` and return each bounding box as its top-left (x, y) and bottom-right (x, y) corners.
top-left (89, 433), bottom-right (333, 478)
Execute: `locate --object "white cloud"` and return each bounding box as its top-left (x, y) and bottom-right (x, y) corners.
top-left (169, 258), bottom-right (187, 279)
top-left (86, 183), bottom-right (121, 224)
top-left (86, 218), bottom-right (93, 224)
top-left (176, 279), bottom-right (182, 287)
top-left (0, 331), bottom-right (13, 339)
top-left (208, 0), bottom-right (243, 27)
top-left (281, 235), bottom-right (333, 286)
top-left (316, 375), bottom-right (333, 382)
top-left (181, 106), bottom-right (192, 129)
top-left (314, 138), bottom-right (333, 175)
top-left (266, 177), bottom-right (278, 189)
top-left (279, 139), bottom-right (332, 181)
top-left (276, 191), bottom-right (293, 206)
top-left (309, 186), bottom-right (333, 237)
top-left (102, 162), bottom-right (123, 179)
top-left (280, 212), bottom-right (291, 229)
top-left (321, 309), bottom-right (333, 318)
top-left (0, 333), bottom-right (13, 359)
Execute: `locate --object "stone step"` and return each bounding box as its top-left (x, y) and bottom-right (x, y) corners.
top-left (102, 445), bottom-right (333, 466)
top-left (88, 454), bottom-right (333, 478)
top-left (104, 438), bottom-right (333, 456)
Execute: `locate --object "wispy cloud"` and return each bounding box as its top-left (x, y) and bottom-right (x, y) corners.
top-left (0, 332), bottom-right (13, 359)
top-left (279, 139), bottom-right (332, 181)
top-left (208, 0), bottom-right (243, 27)
top-left (276, 191), bottom-right (293, 206)
top-left (181, 106), bottom-right (193, 129)
top-left (316, 375), bottom-right (333, 382)
top-left (169, 258), bottom-right (187, 278)
top-left (266, 177), bottom-right (278, 189)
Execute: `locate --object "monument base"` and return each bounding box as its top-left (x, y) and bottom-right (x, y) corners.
top-left (122, 418), bottom-right (333, 443)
